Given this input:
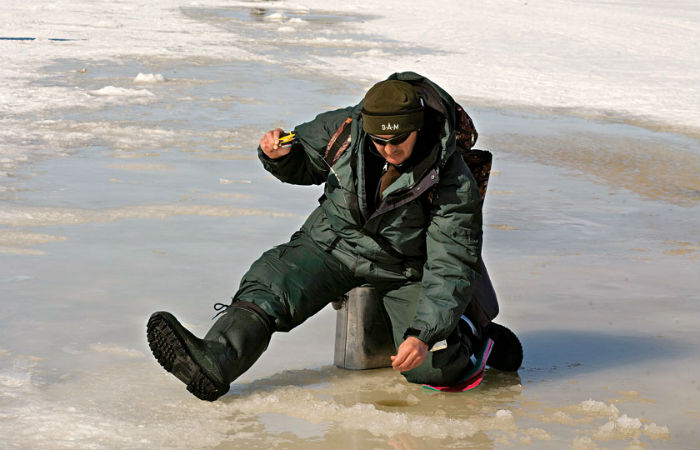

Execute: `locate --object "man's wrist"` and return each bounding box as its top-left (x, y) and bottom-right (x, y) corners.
top-left (404, 336), bottom-right (428, 349)
top-left (403, 327), bottom-right (421, 340)
top-left (404, 327), bottom-right (440, 348)
top-left (258, 146), bottom-right (292, 161)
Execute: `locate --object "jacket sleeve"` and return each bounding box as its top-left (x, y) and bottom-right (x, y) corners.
top-left (257, 107), bottom-right (354, 185)
top-left (407, 151), bottom-right (483, 346)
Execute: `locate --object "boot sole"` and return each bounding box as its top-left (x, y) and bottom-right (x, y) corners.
top-left (147, 313), bottom-right (228, 401)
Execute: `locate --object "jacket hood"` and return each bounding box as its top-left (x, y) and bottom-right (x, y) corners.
top-left (361, 72), bottom-right (459, 167)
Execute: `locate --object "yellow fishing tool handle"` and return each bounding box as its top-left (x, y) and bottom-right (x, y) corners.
top-left (277, 132), bottom-right (296, 145)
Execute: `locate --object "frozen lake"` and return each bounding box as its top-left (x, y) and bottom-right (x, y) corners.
top-left (1, 2), bottom-right (698, 449)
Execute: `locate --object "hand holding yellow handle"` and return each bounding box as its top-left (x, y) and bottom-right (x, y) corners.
top-left (260, 129), bottom-right (295, 159)
top-left (277, 132), bottom-right (296, 147)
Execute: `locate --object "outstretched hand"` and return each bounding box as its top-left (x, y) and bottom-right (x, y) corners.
top-left (259, 128), bottom-right (293, 160)
top-left (391, 336), bottom-right (428, 372)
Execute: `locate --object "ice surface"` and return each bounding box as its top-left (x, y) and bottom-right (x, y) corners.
top-left (0, 204), bottom-right (296, 228)
top-left (292, 0), bottom-right (700, 135)
top-left (572, 436), bottom-right (597, 450)
top-left (0, 0), bottom-right (697, 448)
top-left (88, 343), bottom-right (144, 358)
top-left (2, 113), bottom-right (694, 448)
top-left (3, 0), bottom-right (695, 143)
top-left (0, 230), bottom-right (66, 255)
top-left (0, 350), bottom-right (677, 449)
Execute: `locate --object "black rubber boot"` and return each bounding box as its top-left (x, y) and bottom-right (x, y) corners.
top-left (147, 305), bottom-right (272, 401)
top-left (484, 322), bottom-right (523, 371)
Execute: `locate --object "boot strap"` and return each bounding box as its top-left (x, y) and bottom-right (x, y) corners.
top-left (213, 300), bottom-right (275, 334)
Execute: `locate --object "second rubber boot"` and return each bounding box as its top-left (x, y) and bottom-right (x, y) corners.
top-left (147, 305), bottom-right (272, 401)
top-left (484, 322), bottom-right (523, 371)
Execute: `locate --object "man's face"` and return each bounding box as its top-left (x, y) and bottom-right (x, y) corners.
top-left (370, 131), bottom-right (418, 166)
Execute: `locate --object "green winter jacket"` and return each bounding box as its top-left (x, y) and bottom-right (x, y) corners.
top-left (258, 72), bottom-right (483, 347)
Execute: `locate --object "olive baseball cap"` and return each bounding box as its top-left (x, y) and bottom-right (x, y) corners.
top-left (361, 80), bottom-right (424, 135)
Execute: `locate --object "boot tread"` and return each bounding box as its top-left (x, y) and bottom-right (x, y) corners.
top-left (147, 312), bottom-right (228, 402)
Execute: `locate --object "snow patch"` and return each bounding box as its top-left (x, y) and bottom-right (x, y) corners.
top-left (542, 410), bottom-right (576, 424)
top-left (264, 12), bottom-right (288, 22)
top-left (577, 399), bottom-right (620, 417)
top-left (354, 48), bottom-right (391, 57)
top-left (0, 246), bottom-right (46, 255)
top-left (495, 409), bottom-right (514, 420)
top-left (134, 73), bottom-right (166, 83)
top-left (89, 86), bottom-right (155, 98)
top-left (643, 423), bottom-right (670, 440)
top-left (89, 343), bottom-right (144, 358)
top-left (593, 414), bottom-right (642, 441)
top-left (219, 178), bottom-right (253, 185)
top-left (0, 230), bottom-right (66, 247)
top-left (0, 374), bottom-right (30, 389)
top-left (234, 387), bottom-right (481, 439)
top-left (0, 204), bottom-right (295, 227)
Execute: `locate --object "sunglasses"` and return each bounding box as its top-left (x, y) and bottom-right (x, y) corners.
top-left (368, 131), bottom-right (412, 146)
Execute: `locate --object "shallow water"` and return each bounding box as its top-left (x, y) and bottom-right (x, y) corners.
top-left (1, 4), bottom-right (699, 450)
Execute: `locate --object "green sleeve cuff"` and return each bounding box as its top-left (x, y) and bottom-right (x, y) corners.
top-left (403, 327), bottom-right (436, 347)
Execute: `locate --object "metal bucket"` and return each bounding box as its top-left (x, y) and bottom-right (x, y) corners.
top-left (333, 285), bottom-right (395, 370)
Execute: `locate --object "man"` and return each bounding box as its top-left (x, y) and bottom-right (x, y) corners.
top-left (147, 72), bottom-right (520, 402)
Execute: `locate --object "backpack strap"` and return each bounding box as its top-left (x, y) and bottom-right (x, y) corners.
top-left (454, 103), bottom-right (478, 150)
top-left (324, 117), bottom-right (353, 166)
top-left (426, 103), bottom-right (490, 205)
top-left (319, 117), bottom-right (363, 226)
top-left (461, 149), bottom-right (492, 201)
top-left (454, 102), bottom-right (491, 201)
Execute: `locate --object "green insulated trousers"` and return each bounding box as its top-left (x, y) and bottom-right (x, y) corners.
top-left (231, 230), bottom-right (472, 386)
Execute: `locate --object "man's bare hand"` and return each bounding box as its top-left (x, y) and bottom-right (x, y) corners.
top-left (260, 128), bottom-right (293, 160)
top-left (391, 336), bottom-right (428, 372)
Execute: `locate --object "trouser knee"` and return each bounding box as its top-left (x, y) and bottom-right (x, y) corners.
top-left (232, 232), bottom-right (359, 332)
